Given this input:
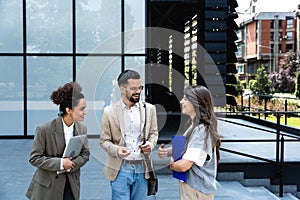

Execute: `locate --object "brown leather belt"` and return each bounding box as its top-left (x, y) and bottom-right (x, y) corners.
top-left (123, 159), bottom-right (143, 165)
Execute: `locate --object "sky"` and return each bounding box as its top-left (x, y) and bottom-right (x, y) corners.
top-left (235, 0), bottom-right (299, 24)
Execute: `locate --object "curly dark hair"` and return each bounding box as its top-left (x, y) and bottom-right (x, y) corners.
top-left (50, 82), bottom-right (84, 116)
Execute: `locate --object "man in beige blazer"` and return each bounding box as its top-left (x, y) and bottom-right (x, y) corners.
top-left (100, 70), bottom-right (158, 200)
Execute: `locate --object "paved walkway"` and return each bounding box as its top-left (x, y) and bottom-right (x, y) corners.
top-left (0, 139), bottom-right (272, 200)
top-left (217, 118), bottom-right (300, 163)
top-left (1, 118), bottom-right (300, 199)
top-left (0, 139), bottom-right (180, 200)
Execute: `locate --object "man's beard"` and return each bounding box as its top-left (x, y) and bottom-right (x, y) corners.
top-left (127, 93), bottom-right (140, 103)
top-left (130, 96), bottom-right (139, 103)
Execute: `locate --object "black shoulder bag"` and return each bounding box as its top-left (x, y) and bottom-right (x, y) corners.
top-left (142, 103), bottom-right (158, 196)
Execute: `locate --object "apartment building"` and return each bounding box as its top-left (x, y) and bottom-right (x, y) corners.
top-left (236, 12), bottom-right (297, 85)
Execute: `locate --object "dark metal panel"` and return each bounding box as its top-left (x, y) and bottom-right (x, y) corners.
top-left (205, 32), bottom-right (227, 41)
top-left (205, 0), bottom-right (228, 8)
top-left (205, 42), bottom-right (227, 52)
top-left (205, 21), bottom-right (227, 31)
top-left (205, 10), bottom-right (227, 19)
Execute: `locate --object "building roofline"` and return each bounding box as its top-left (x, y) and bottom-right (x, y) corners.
top-left (238, 11), bottom-right (295, 27)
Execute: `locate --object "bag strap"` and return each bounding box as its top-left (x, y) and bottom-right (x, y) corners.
top-left (142, 103), bottom-right (156, 179)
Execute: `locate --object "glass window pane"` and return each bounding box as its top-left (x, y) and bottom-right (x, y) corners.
top-left (0, 57), bottom-right (23, 135)
top-left (27, 56), bottom-right (72, 135)
top-left (287, 19), bottom-right (293, 28)
top-left (125, 0), bottom-right (145, 54)
top-left (76, 0), bottom-right (121, 53)
top-left (76, 56), bottom-right (121, 135)
top-left (286, 32), bottom-right (293, 40)
top-left (0, 0), bottom-right (23, 53)
top-left (26, 0), bottom-right (72, 53)
top-left (125, 57), bottom-right (145, 101)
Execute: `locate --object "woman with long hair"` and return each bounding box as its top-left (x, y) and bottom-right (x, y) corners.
top-left (158, 85), bottom-right (221, 200)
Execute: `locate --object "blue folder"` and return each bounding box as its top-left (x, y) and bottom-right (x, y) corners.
top-left (172, 135), bottom-right (187, 182)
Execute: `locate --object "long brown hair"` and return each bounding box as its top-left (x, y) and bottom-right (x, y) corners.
top-left (183, 85), bottom-right (222, 164)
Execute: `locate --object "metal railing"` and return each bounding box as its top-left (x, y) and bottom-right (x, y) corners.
top-left (218, 111), bottom-right (300, 197)
top-left (236, 94), bottom-right (300, 125)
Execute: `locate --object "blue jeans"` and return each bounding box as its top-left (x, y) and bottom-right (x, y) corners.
top-left (111, 162), bottom-right (148, 200)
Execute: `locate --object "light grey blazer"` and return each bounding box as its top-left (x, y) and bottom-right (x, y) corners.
top-left (26, 116), bottom-right (90, 200)
top-left (100, 100), bottom-right (159, 181)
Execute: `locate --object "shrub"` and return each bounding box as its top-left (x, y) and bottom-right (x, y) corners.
top-left (235, 76), bottom-right (244, 95)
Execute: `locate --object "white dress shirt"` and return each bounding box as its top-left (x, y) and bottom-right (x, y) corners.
top-left (59, 119), bottom-right (74, 170)
top-left (63, 119), bottom-right (74, 146)
top-left (122, 102), bottom-right (142, 160)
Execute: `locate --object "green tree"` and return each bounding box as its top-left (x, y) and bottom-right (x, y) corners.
top-left (235, 76), bottom-right (244, 95)
top-left (250, 65), bottom-right (273, 101)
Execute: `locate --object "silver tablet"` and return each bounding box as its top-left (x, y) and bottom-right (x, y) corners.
top-left (62, 135), bottom-right (87, 158)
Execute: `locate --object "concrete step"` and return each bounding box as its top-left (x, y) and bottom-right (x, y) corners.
top-left (215, 181), bottom-right (253, 200)
top-left (216, 181), bottom-right (281, 200)
top-left (217, 171), bottom-right (271, 187)
top-left (217, 182), bottom-right (299, 200)
top-left (246, 186), bottom-right (280, 200)
top-left (293, 192), bottom-right (300, 199)
top-left (217, 171), bottom-right (244, 181)
top-left (267, 185), bottom-right (298, 194)
top-left (218, 171), bottom-right (299, 196)
top-left (276, 193), bottom-right (300, 200)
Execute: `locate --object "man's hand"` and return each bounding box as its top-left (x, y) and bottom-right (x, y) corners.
top-left (139, 141), bottom-right (151, 154)
top-left (118, 147), bottom-right (131, 158)
top-left (158, 143), bottom-right (168, 159)
top-left (158, 143), bottom-right (172, 160)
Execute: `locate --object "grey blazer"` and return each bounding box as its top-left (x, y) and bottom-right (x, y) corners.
top-left (100, 100), bottom-right (159, 181)
top-left (26, 116), bottom-right (90, 200)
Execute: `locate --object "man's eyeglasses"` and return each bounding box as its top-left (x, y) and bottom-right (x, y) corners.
top-left (123, 85), bottom-right (144, 92)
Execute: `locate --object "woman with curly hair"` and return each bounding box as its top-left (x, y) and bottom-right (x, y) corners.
top-left (26, 82), bottom-right (90, 200)
top-left (158, 85), bottom-right (221, 200)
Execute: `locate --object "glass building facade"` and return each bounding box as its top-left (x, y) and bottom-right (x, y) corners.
top-left (0, 0), bottom-right (145, 137)
top-left (0, 0), bottom-right (235, 138)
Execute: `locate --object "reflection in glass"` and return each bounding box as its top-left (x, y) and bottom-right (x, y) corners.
top-left (0, 57), bottom-right (24, 135)
top-left (27, 56), bottom-right (72, 134)
top-left (26, 0), bottom-right (72, 53)
top-left (0, 0), bottom-right (23, 53)
top-left (76, 56), bottom-right (121, 134)
top-left (125, 0), bottom-right (145, 53)
top-left (125, 57), bottom-right (145, 101)
top-left (0, 0), bottom-right (147, 137)
top-left (76, 0), bottom-right (121, 53)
